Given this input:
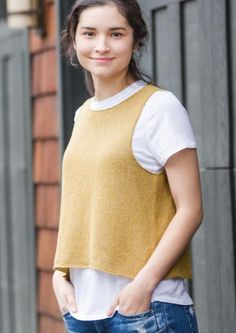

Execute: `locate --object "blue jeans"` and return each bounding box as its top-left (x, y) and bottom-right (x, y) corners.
top-left (63, 300), bottom-right (199, 333)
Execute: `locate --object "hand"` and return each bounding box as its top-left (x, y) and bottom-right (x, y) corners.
top-left (106, 279), bottom-right (153, 316)
top-left (52, 271), bottom-right (77, 315)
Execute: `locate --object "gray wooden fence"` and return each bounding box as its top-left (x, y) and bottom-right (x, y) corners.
top-left (0, 24), bottom-right (37, 333)
top-left (138, 0), bottom-right (236, 332)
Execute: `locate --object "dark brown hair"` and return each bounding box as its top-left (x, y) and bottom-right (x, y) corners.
top-left (61, 0), bottom-right (151, 95)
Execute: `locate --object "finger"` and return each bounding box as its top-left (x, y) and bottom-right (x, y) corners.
top-left (106, 296), bottom-right (119, 316)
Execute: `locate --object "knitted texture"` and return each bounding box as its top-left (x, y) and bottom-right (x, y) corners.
top-left (54, 84), bottom-right (192, 280)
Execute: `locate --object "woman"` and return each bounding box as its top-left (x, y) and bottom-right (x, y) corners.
top-left (52, 1), bottom-right (203, 332)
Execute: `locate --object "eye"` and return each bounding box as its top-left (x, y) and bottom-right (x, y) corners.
top-left (83, 31), bottom-right (95, 38)
top-left (111, 32), bottom-right (123, 38)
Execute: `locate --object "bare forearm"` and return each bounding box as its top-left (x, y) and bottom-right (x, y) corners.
top-left (134, 208), bottom-right (203, 292)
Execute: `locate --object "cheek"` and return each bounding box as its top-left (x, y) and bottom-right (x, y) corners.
top-left (115, 40), bottom-right (133, 61)
top-left (75, 41), bottom-right (91, 57)
top-left (75, 48), bottom-right (90, 67)
top-left (119, 47), bottom-right (133, 64)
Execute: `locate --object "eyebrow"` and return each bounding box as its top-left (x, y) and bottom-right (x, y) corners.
top-left (80, 27), bottom-right (127, 31)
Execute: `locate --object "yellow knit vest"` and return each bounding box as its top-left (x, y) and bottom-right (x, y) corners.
top-left (54, 84), bottom-right (192, 280)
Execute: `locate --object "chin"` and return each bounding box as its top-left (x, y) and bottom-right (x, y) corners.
top-left (92, 69), bottom-right (129, 80)
top-left (91, 71), bottom-right (117, 80)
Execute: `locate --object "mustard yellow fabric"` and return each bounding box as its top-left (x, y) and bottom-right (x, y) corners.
top-left (54, 84), bottom-right (192, 280)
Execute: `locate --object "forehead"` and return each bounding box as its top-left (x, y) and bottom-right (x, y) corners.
top-left (77, 4), bottom-right (130, 28)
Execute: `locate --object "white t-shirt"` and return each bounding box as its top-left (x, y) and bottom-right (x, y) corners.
top-left (69, 81), bottom-right (197, 321)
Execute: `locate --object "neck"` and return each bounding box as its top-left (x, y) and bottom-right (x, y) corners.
top-left (92, 73), bottom-right (135, 101)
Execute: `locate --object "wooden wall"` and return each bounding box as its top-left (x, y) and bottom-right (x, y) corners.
top-left (138, 0), bottom-right (236, 332)
top-left (30, 0), bottom-right (64, 332)
top-left (0, 25), bottom-right (36, 333)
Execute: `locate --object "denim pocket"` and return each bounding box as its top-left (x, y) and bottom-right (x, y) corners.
top-left (116, 307), bottom-right (159, 333)
top-left (184, 305), bottom-right (199, 333)
top-left (62, 312), bottom-right (79, 333)
top-left (152, 301), bottom-right (199, 333)
top-left (117, 307), bottom-right (154, 319)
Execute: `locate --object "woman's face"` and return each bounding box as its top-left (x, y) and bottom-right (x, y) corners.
top-left (73, 4), bottom-right (134, 82)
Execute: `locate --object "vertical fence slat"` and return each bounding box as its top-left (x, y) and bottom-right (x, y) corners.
top-left (0, 27), bottom-right (36, 333)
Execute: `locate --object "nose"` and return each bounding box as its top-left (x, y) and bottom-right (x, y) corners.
top-left (94, 36), bottom-right (110, 53)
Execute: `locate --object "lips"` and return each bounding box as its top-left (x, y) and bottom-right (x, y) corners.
top-left (90, 57), bottom-right (115, 63)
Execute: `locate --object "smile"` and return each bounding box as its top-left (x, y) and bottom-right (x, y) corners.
top-left (90, 57), bottom-right (115, 63)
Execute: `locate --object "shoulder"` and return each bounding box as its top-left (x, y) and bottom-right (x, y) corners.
top-left (74, 97), bottom-right (94, 122)
top-left (143, 88), bottom-right (197, 166)
top-left (142, 88), bottom-right (189, 125)
top-left (148, 88), bottom-right (187, 114)
top-left (143, 87), bottom-right (196, 144)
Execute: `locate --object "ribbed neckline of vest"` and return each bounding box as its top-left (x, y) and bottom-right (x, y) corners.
top-left (88, 84), bottom-right (151, 112)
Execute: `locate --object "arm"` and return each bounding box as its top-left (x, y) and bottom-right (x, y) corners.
top-left (134, 148), bottom-right (203, 291)
top-left (106, 148), bottom-right (203, 315)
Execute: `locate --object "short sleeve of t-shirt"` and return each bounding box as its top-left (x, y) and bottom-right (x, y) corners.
top-left (145, 90), bottom-right (197, 168)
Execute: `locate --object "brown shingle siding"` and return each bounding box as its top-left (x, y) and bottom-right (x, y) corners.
top-left (30, 0), bottom-right (61, 330)
top-left (38, 316), bottom-right (65, 333)
top-left (33, 95), bottom-right (58, 139)
top-left (35, 184), bottom-right (60, 228)
top-left (33, 140), bottom-right (60, 184)
top-left (32, 49), bottom-right (57, 96)
top-left (38, 271), bottom-right (60, 316)
top-left (37, 229), bottom-right (58, 270)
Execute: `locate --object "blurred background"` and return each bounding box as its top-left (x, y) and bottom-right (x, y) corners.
top-left (0, 0), bottom-right (235, 332)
